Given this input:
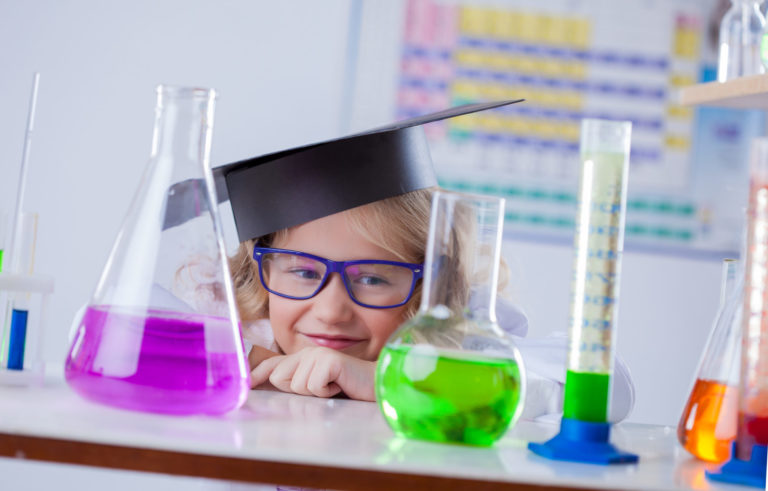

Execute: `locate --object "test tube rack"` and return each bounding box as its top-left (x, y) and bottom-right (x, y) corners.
top-left (0, 272), bottom-right (54, 385)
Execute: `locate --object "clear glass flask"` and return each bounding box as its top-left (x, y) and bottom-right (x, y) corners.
top-left (718, 0), bottom-right (766, 82)
top-left (678, 259), bottom-right (741, 463)
top-left (64, 86), bottom-right (249, 415)
top-left (375, 190), bottom-right (525, 447)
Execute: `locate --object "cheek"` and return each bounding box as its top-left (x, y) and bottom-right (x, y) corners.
top-left (366, 308), bottom-right (408, 347)
top-left (268, 295), bottom-right (302, 351)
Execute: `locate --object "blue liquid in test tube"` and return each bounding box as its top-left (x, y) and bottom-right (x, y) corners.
top-left (3, 212), bottom-right (38, 370)
top-left (7, 308), bottom-right (28, 370)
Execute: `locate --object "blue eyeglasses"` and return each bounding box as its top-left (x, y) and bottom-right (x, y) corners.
top-left (252, 246), bottom-right (423, 309)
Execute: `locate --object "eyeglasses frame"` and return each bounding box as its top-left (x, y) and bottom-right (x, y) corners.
top-left (252, 246), bottom-right (424, 309)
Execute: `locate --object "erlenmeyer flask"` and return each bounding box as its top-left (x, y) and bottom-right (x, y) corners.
top-left (678, 259), bottom-right (742, 462)
top-left (375, 190), bottom-right (525, 446)
top-left (64, 85), bottom-right (249, 415)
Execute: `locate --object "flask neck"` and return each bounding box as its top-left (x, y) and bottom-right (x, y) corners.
top-left (151, 86), bottom-right (216, 174)
top-left (419, 192), bottom-right (504, 325)
top-left (421, 273), bottom-right (499, 325)
top-left (721, 259), bottom-right (739, 306)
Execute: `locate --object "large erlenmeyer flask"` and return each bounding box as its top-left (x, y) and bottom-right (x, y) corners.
top-left (375, 190), bottom-right (525, 446)
top-left (65, 86), bottom-right (249, 415)
top-left (678, 259), bottom-right (741, 462)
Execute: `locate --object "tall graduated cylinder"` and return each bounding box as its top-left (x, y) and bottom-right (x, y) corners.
top-left (564, 119), bottom-right (631, 423)
top-left (736, 138), bottom-right (768, 459)
top-left (64, 86), bottom-right (249, 415)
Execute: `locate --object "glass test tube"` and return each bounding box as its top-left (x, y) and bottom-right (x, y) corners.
top-left (737, 138), bottom-right (768, 460)
top-left (0, 213), bottom-right (6, 362)
top-left (1, 212), bottom-right (38, 370)
top-left (0, 212), bottom-right (7, 272)
top-left (564, 119), bottom-right (632, 423)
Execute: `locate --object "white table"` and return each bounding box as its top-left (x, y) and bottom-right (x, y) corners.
top-left (0, 376), bottom-right (751, 490)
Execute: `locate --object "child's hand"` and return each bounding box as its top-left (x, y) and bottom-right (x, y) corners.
top-left (249, 347), bottom-right (376, 401)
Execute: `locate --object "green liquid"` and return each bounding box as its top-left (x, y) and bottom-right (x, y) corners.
top-left (0, 249), bottom-right (3, 272)
top-left (563, 370), bottom-right (610, 422)
top-left (375, 344), bottom-right (522, 446)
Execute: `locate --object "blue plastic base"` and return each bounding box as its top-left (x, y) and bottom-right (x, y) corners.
top-left (706, 443), bottom-right (766, 488)
top-left (527, 418), bottom-right (639, 465)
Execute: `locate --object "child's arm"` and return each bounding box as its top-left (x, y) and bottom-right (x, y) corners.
top-left (249, 347), bottom-right (377, 401)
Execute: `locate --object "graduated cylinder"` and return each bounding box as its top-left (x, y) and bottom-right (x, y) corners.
top-left (737, 138), bottom-right (768, 459)
top-left (564, 119), bottom-right (632, 423)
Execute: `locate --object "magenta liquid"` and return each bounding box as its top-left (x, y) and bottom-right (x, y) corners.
top-left (65, 305), bottom-right (248, 415)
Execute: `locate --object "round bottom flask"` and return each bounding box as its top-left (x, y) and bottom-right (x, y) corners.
top-left (375, 190), bottom-right (525, 446)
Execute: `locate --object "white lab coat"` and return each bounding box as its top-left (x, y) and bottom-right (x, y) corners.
top-left (241, 296), bottom-right (635, 423)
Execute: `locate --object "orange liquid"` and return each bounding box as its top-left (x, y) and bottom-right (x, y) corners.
top-left (677, 378), bottom-right (738, 462)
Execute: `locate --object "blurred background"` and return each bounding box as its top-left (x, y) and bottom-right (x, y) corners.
top-left (0, 0), bottom-right (764, 486)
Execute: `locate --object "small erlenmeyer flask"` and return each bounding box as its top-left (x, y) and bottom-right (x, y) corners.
top-left (678, 259), bottom-right (742, 463)
top-left (65, 86), bottom-right (249, 415)
top-left (375, 190), bottom-right (525, 446)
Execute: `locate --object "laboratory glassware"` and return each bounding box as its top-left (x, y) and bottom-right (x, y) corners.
top-left (3, 213), bottom-right (38, 371)
top-left (678, 259), bottom-right (741, 463)
top-left (0, 73), bottom-right (50, 386)
top-left (64, 85), bottom-right (249, 415)
top-left (529, 118), bottom-right (636, 464)
top-left (0, 212), bottom-right (7, 272)
top-left (375, 190), bottom-right (525, 447)
top-left (718, 0), bottom-right (766, 82)
top-left (708, 138), bottom-right (768, 487)
top-left (0, 212), bottom-right (51, 385)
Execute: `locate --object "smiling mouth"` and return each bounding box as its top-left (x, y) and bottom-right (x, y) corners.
top-left (302, 333), bottom-right (364, 350)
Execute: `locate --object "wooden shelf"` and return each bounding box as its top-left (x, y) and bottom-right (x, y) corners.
top-left (679, 73), bottom-right (768, 109)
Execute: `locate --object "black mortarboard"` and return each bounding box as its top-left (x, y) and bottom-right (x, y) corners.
top-left (165, 100), bottom-right (522, 241)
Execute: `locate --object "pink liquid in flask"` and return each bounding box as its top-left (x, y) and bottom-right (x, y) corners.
top-left (65, 305), bottom-right (248, 415)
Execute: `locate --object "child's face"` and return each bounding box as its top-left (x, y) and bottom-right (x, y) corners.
top-left (267, 211), bottom-right (410, 361)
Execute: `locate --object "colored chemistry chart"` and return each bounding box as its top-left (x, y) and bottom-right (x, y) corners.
top-left (348, 0), bottom-right (765, 257)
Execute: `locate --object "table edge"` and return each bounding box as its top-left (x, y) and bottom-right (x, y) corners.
top-left (0, 431), bottom-right (597, 491)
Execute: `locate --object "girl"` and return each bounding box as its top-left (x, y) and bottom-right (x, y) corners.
top-left (228, 187), bottom-right (634, 420)
top-left (231, 188), bottom-right (435, 401)
top-left (217, 100), bottom-right (634, 420)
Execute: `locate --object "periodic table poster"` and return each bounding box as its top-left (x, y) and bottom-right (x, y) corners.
top-left (349, 0), bottom-right (765, 258)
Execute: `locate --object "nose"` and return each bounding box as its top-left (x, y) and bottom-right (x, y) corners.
top-left (311, 272), bottom-right (355, 323)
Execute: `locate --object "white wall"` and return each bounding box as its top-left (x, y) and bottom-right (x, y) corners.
top-left (0, 0), bottom-right (724, 439)
top-left (0, 0), bottom-right (353, 364)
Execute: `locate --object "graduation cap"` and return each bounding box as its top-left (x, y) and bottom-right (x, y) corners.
top-left (164, 99), bottom-right (523, 241)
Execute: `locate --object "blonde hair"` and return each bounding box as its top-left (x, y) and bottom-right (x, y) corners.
top-left (229, 188), bottom-right (437, 323)
top-left (228, 187), bottom-right (508, 344)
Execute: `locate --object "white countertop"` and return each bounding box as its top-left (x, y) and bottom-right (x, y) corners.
top-left (0, 375), bottom-right (750, 490)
